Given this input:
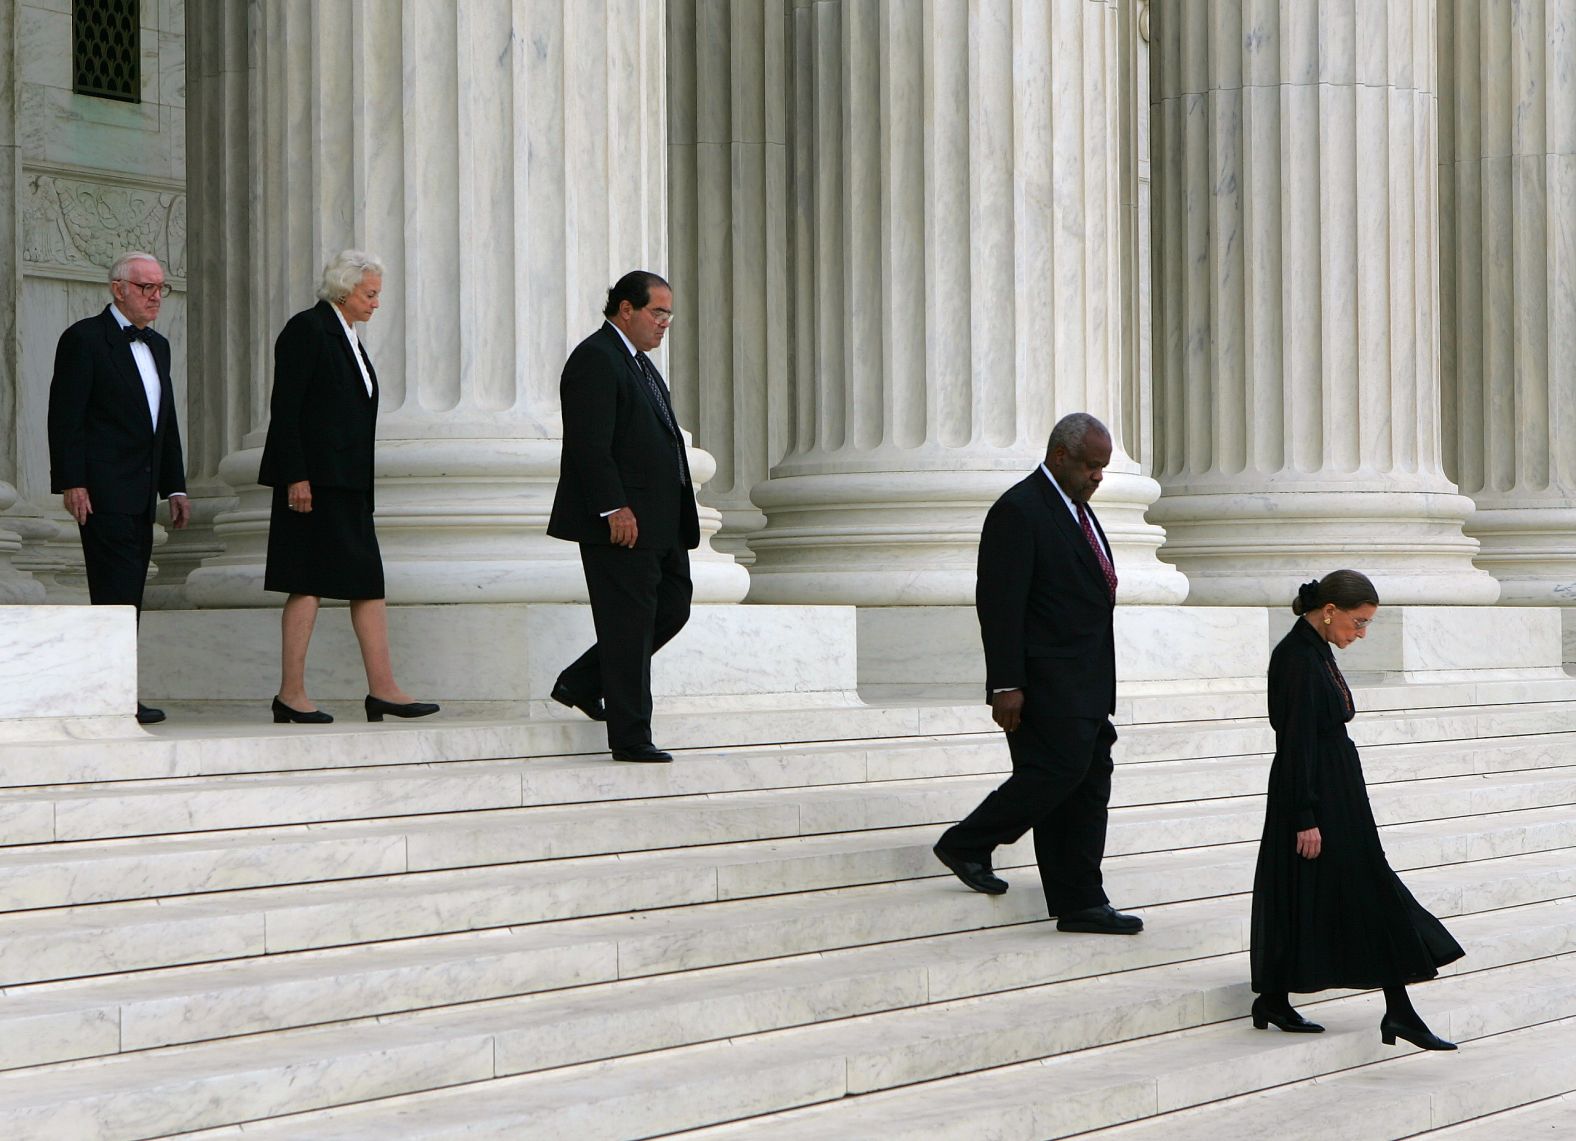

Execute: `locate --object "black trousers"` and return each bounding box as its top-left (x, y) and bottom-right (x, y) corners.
top-left (938, 713), bottom-right (1116, 916)
top-left (558, 543), bottom-right (692, 750)
top-left (78, 507), bottom-right (155, 614)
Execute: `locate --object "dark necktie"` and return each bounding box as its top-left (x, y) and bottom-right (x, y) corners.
top-left (124, 325), bottom-right (150, 343)
top-left (1077, 501), bottom-right (1118, 599)
top-left (635, 353), bottom-right (687, 484)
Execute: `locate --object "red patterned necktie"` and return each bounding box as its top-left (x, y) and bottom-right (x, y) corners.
top-left (1077, 501), bottom-right (1118, 598)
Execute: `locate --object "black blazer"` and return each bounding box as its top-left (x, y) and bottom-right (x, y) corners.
top-left (258, 300), bottom-right (379, 494)
top-left (547, 322), bottom-right (699, 550)
top-left (975, 467), bottom-right (1117, 717)
top-left (47, 307), bottom-right (186, 514)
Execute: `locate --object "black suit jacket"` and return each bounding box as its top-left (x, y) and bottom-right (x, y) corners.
top-left (976, 467), bottom-right (1117, 718)
top-left (258, 300), bottom-right (379, 494)
top-left (547, 322), bottom-right (699, 550)
top-left (47, 306), bottom-right (186, 514)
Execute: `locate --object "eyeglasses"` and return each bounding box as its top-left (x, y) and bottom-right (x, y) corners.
top-left (648, 308), bottom-right (674, 326)
top-left (118, 279), bottom-right (173, 299)
top-left (1351, 616), bottom-right (1372, 629)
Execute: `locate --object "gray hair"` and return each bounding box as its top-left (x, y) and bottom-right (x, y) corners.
top-left (108, 251), bottom-right (160, 285)
top-left (1047, 412), bottom-right (1110, 458)
top-left (317, 249), bottom-right (385, 303)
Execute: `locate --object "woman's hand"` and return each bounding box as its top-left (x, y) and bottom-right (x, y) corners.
top-left (287, 480), bottom-right (313, 514)
top-left (1295, 827), bottom-right (1322, 860)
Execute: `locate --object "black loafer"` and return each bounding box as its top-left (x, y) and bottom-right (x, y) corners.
top-left (610, 744), bottom-right (673, 763)
top-left (272, 696), bottom-right (334, 724)
top-left (364, 695), bottom-right (440, 722)
top-left (135, 703), bottom-right (166, 725)
top-left (933, 845), bottom-right (1008, 895)
top-left (1056, 904), bottom-right (1143, 934)
top-left (551, 681), bottom-right (606, 722)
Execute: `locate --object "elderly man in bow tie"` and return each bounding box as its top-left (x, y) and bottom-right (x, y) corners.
top-left (47, 250), bottom-right (189, 725)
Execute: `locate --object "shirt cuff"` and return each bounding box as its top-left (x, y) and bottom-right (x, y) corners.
top-left (600, 506), bottom-right (625, 517)
top-left (168, 492), bottom-right (188, 498)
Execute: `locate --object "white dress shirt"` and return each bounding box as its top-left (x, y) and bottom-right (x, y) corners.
top-left (331, 305), bottom-right (375, 397)
top-left (109, 304), bottom-right (162, 431)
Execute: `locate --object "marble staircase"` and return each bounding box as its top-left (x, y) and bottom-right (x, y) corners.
top-left (0, 682), bottom-right (1573, 1138)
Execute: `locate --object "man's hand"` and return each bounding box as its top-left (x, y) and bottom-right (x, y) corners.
top-left (1295, 827), bottom-right (1322, 860)
top-left (169, 495), bottom-right (191, 530)
top-left (990, 689), bottom-right (1025, 733)
top-left (287, 480), bottom-right (313, 514)
top-left (61, 487), bottom-right (92, 525)
top-left (607, 506), bottom-right (638, 548)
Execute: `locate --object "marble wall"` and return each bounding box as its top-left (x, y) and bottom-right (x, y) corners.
top-left (5, 0), bottom-right (187, 603)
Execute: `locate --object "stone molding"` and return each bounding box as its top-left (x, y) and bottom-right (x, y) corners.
top-left (20, 163), bottom-right (187, 285)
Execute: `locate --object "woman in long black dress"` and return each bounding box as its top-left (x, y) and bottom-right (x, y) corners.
top-left (1249, 569), bottom-right (1463, 1050)
top-left (258, 249), bottom-right (437, 725)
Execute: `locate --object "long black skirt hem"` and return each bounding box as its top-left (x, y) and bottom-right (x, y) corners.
top-left (263, 485), bottom-right (386, 601)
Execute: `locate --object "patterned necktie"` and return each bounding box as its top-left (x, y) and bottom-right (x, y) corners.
top-left (635, 353), bottom-right (687, 484)
top-left (1077, 501), bottom-right (1118, 599)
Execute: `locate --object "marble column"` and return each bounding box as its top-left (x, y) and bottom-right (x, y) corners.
top-left (667, 0), bottom-right (789, 564)
top-left (745, 0), bottom-right (1187, 605)
top-left (1440, 0), bottom-right (1576, 603)
top-left (0, 3), bottom-right (47, 604)
top-left (148, 0), bottom-right (248, 608)
top-left (1148, 0), bottom-right (1499, 605)
top-left (185, 0), bottom-right (748, 606)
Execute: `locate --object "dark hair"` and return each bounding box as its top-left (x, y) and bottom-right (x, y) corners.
top-left (1046, 412), bottom-right (1110, 458)
top-left (1292, 569), bottom-right (1379, 615)
top-left (603, 270), bottom-right (670, 318)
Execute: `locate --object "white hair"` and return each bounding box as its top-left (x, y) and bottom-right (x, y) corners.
top-left (317, 249), bottom-right (385, 303)
top-left (108, 251), bottom-right (160, 285)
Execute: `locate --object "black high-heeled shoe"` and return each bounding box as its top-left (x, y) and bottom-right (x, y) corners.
top-left (1251, 996), bottom-right (1325, 1033)
top-left (364, 694), bottom-right (440, 722)
top-left (1380, 1015), bottom-right (1456, 1050)
top-left (272, 696), bottom-right (333, 724)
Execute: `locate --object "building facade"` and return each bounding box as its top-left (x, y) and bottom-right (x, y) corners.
top-left (3, 1), bottom-right (1574, 629)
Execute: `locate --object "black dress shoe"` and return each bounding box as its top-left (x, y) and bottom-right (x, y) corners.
top-left (1056, 904), bottom-right (1144, 934)
top-left (135, 702), bottom-right (166, 725)
top-left (1251, 996), bottom-right (1324, 1033)
top-left (1381, 1015), bottom-right (1456, 1051)
top-left (364, 695), bottom-right (440, 722)
top-left (933, 845), bottom-right (1008, 895)
top-left (551, 681), bottom-right (606, 722)
top-left (272, 696), bottom-right (334, 724)
top-left (610, 744), bottom-right (673, 763)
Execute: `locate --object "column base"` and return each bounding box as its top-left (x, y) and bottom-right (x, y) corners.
top-left (186, 438), bottom-right (750, 607)
top-left (1150, 488), bottom-right (1502, 605)
top-left (1465, 505), bottom-right (1576, 605)
top-left (746, 465), bottom-right (1189, 605)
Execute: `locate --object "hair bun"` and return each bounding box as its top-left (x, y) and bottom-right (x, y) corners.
top-left (1296, 579), bottom-right (1322, 613)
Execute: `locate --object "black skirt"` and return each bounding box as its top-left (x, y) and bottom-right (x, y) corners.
top-left (263, 485), bottom-right (386, 600)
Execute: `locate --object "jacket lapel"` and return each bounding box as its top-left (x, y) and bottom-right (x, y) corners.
top-left (606, 323), bottom-right (678, 439)
top-left (1035, 467), bottom-right (1107, 590)
top-left (319, 300), bottom-right (375, 403)
top-left (100, 308), bottom-right (155, 432)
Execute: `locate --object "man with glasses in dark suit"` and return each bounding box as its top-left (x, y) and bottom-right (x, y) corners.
top-left (47, 251), bottom-right (189, 724)
top-left (547, 271), bottom-right (698, 763)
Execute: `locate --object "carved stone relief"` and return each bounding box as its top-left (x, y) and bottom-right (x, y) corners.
top-left (21, 170), bottom-right (187, 281)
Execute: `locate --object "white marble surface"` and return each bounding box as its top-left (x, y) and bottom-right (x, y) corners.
top-left (857, 605), bottom-right (1268, 697)
top-left (0, 605), bottom-right (136, 722)
top-left (140, 602), bottom-right (857, 703)
top-left (1306, 605), bottom-right (1566, 680)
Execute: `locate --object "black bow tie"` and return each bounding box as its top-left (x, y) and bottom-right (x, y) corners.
top-left (124, 325), bottom-right (150, 343)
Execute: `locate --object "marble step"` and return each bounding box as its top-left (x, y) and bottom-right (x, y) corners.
top-left (1087, 1019), bottom-right (1576, 1139)
top-left (167, 950), bottom-right (1576, 1140)
top-left (1427, 1090), bottom-right (1576, 1138)
top-left (3, 827), bottom-right (1572, 1074)
top-left (2, 720), bottom-right (1571, 853)
top-left (668, 954), bottom-right (1576, 1141)
top-left (2, 897), bottom-right (1568, 1141)
top-left (3, 753), bottom-right (1571, 988)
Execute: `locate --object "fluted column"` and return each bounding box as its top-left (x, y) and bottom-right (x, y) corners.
top-left (186, 0), bottom-right (747, 606)
top-left (1440, 0), bottom-right (1576, 603)
top-left (1148, 0), bottom-right (1498, 605)
top-left (746, 0), bottom-right (1186, 605)
top-left (667, 0), bottom-right (789, 563)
